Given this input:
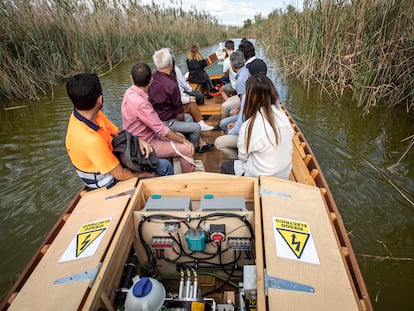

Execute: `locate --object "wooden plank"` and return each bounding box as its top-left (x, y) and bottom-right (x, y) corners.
top-left (8, 178), bottom-right (138, 311)
top-left (198, 102), bottom-right (222, 116)
top-left (293, 133), bottom-right (306, 160)
top-left (206, 53), bottom-right (218, 65)
top-left (291, 144), bottom-right (316, 186)
top-left (84, 180), bottom-right (146, 309)
top-left (259, 176), bottom-right (361, 310)
top-left (140, 172), bottom-right (256, 202)
top-left (84, 208), bottom-right (136, 309)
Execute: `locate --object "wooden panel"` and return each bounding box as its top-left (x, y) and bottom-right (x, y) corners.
top-left (198, 102), bottom-right (222, 116)
top-left (140, 172), bottom-right (256, 203)
top-left (259, 176), bottom-right (360, 310)
top-left (8, 179), bottom-right (138, 311)
top-left (293, 133), bottom-right (306, 159)
top-left (291, 144), bottom-right (316, 186)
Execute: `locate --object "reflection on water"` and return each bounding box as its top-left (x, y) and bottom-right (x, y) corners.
top-left (0, 41), bottom-right (413, 310)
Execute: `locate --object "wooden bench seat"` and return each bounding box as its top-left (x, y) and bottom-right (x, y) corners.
top-left (198, 102), bottom-right (222, 116)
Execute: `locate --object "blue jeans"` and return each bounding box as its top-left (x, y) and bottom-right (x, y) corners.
top-left (156, 158), bottom-right (174, 176)
top-left (218, 114), bottom-right (238, 131)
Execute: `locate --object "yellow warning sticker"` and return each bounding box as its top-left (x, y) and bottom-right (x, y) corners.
top-left (273, 217), bottom-right (319, 264)
top-left (277, 229), bottom-right (310, 259)
top-left (274, 218), bottom-right (310, 233)
top-left (77, 219), bottom-right (111, 257)
top-left (59, 218), bottom-right (112, 263)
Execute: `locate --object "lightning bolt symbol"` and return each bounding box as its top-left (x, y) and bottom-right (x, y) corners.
top-left (80, 233), bottom-right (91, 252)
top-left (291, 234), bottom-right (301, 251)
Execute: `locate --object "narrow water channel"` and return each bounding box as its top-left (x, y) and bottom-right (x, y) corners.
top-left (0, 40), bottom-right (413, 310)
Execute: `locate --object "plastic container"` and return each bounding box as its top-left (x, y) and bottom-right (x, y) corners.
top-left (124, 276), bottom-right (166, 311)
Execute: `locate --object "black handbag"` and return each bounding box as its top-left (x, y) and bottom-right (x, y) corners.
top-left (112, 130), bottom-right (158, 172)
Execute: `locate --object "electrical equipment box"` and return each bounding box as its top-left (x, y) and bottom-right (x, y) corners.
top-left (142, 195), bottom-right (191, 211)
top-left (8, 174), bottom-right (368, 311)
top-left (199, 195), bottom-right (246, 211)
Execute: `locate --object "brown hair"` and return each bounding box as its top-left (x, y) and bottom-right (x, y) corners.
top-left (187, 44), bottom-right (203, 61)
top-left (243, 74), bottom-right (280, 152)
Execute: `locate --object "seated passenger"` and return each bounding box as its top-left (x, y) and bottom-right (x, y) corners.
top-left (122, 63), bottom-right (196, 173)
top-left (148, 48), bottom-right (213, 153)
top-left (214, 47), bottom-right (261, 158)
top-left (65, 73), bottom-right (172, 190)
top-left (220, 40), bottom-right (237, 100)
top-left (169, 50), bottom-right (213, 131)
top-left (220, 74), bottom-right (294, 179)
top-left (170, 50), bottom-right (205, 106)
top-left (186, 44), bottom-right (219, 99)
top-left (213, 50), bottom-right (245, 132)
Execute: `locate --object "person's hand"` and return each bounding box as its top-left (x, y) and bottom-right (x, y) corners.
top-left (183, 139), bottom-right (195, 154)
top-left (190, 96), bottom-right (196, 103)
top-left (230, 107), bottom-right (240, 116)
top-left (227, 123), bottom-right (235, 130)
top-left (138, 138), bottom-right (153, 158)
top-left (135, 171), bottom-right (156, 178)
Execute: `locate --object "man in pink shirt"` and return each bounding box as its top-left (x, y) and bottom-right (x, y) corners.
top-left (122, 63), bottom-right (195, 173)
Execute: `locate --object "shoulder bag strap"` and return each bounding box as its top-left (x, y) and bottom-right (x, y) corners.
top-left (169, 141), bottom-right (196, 165)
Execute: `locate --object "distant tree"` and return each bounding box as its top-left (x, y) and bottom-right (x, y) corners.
top-left (243, 19), bottom-right (252, 28)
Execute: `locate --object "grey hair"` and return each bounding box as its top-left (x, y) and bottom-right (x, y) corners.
top-left (152, 48), bottom-right (172, 70)
top-left (230, 50), bottom-right (245, 70)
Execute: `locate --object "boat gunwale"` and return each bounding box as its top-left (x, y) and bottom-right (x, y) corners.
top-left (282, 105), bottom-right (373, 310)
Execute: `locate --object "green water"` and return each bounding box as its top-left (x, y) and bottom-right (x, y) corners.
top-left (0, 42), bottom-right (413, 310)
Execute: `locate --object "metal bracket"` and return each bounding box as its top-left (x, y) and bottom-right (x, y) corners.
top-left (54, 263), bottom-right (102, 287)
top-left (259, 187), bottom-right (292, 199)
top-left (264, 269), bottom-right (315, 294)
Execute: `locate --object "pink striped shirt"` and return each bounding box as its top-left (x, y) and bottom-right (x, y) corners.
top-left (121, 85), bottom-right (170, 143)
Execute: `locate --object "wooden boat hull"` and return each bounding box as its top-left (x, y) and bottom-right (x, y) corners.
top-left (1, 53), bottom-right (372, 310)
top-left (1, 113), bottom-right (373, 310)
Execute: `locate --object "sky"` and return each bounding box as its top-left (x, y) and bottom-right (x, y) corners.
top-left (141, 0), bottom-right (303, 26)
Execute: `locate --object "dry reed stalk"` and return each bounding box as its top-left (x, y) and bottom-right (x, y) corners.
top-left (244, 0), bottom-right (413, 114)
top-left (0, 0), bottom-right (226, 103)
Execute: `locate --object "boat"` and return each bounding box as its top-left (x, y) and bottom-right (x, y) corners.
top-left (0, 52), bottom-right (373, 311)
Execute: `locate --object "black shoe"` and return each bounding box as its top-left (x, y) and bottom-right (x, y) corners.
top-left (206, 143), bottom-right (214, 148)
top-left (203, 115), bottom-right (211, 120)
top-left (196, 145), bottom-right (211, 153)
top-left (206, 95), bottom-right (213, 99)
top-left (211, 88), bottom-right (220, 93)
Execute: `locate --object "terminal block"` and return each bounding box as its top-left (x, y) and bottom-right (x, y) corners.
top-left (164, 222), bottom-right (180, 233)
top-left (151, 236), bottom-right (174, 249)
top-left (228, 237), bottom-right (252, 251)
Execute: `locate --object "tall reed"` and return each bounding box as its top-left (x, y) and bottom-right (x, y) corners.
top-left (244, 0), bottom-right (413, 114)
top-left (0, 0), bottom-right (227, 101)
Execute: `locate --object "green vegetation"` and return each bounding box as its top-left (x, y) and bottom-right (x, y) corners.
top-left (242, 0), bottom-right (413, 114)
top-left (0, 0), bottom-right (227, 100)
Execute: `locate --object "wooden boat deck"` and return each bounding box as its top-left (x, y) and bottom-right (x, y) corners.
top-left (0, 55), bottom-right (373, 311)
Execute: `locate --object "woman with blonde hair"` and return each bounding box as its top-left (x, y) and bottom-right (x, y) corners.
top-left (186, 45), bottom-right (218, 99)
top-left (220, 73), bottom-right (293, 178)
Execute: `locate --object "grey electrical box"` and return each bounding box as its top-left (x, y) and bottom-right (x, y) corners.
top-left (199, 195), bottom-right (246, 211)
top-left (143, 195), bottom-right (192, 211)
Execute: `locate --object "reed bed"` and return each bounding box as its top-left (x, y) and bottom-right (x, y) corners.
top-left (245, 0), bottom-right (413, 114)
top-left (0, 0), bottom-right (226, 101)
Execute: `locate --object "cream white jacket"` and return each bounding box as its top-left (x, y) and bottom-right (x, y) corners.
top-left (234, 105), bottom-right (293, 179)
